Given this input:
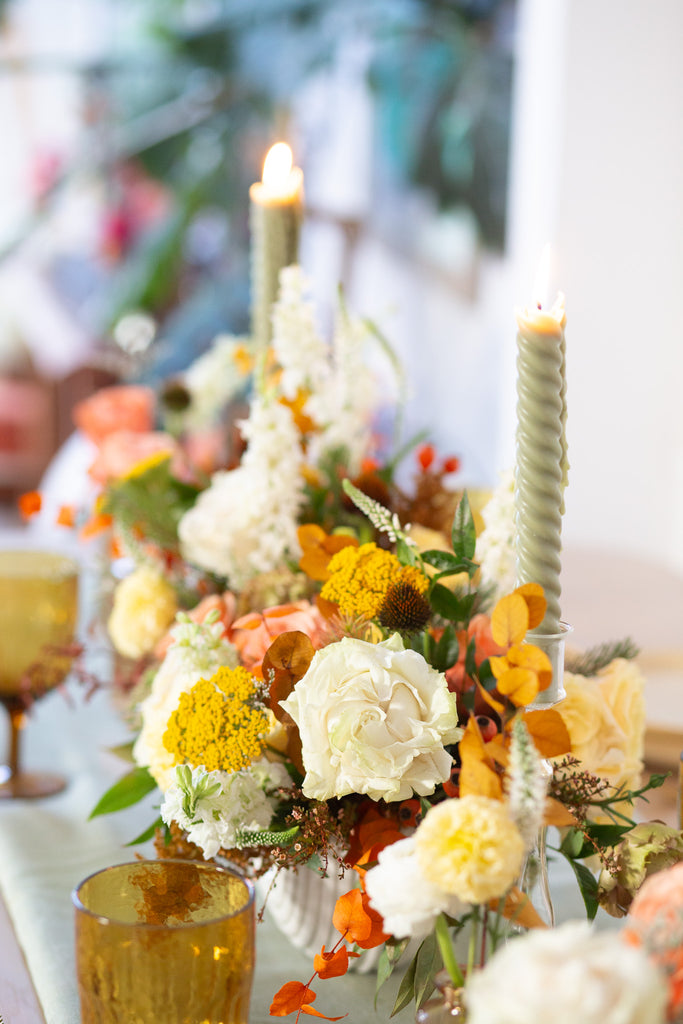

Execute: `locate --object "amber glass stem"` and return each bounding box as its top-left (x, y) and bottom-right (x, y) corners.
top-left (7, 705), bottom-right (23, 779)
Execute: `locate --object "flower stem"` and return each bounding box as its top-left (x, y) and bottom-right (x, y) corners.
top-left (467, 906), bottom-right (479, 980)
top-left (435, 913), bottom-right (464, 988)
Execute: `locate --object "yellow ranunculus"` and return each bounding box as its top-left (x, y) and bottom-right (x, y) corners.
top-left (415, 795), bottom-right (525, 904)
top-left (108, 565), bottom-right (178, 659)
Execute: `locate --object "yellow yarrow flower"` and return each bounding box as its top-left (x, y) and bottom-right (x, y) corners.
top-left (163, 666), bottom-right (268, 774)
top-left (320, 542), bottom-right (428, 619)
top-left (416, 795), bottom-right (525, 904)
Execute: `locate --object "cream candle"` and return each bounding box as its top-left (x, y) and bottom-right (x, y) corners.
top-left (514, 250), bottom-right (567, 638)
top-left (249, 143), bottom-right (303, 353)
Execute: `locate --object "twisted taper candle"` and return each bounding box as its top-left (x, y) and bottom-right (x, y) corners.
top-left (514, 294), bottom-right (566, 636)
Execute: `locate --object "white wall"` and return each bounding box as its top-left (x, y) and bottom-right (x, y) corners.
top-left (507, 0), bottom-right (683, 573)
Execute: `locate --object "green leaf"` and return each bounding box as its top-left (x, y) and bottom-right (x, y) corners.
top-left (478, 658), bottom-right (496, 689)
top-left (421, 550), bottom-right (464, 573)
top-left (414, 931), bottom-right (439, 1008)
top-left (375, 937), bottom-right (410, 1008)
top-left (391, 948), bottom-right (418, 1017)
top-left (396, 537), bottom-right (418, 567)
top-left (564, 856), bottom-right (599, 920)
top-left (432, 624), bottom-right (459, 672)
top-left (107, 740), bottom-right (136, 763)
top-left (581, 822), bottom-right (631, 853)
top-left (464, 636), bottom-right (477, 680)
top-left (89, 767), bottom-right (157, 819)
top-left (559, 827), bottom-right (585, 859)
top-left (429, 583), bottom-right (463, 622)
top-left (125, 816), bottom-right (163, 846)
top-left (451, 492), bottom-right (477, 563)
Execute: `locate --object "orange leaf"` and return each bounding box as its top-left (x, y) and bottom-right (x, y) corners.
top-left (79, 511), bottom-right (113, 539)
top-left (314, 945), bottom-right (352, 979)
top-left (488, 655), bottom-right (509, 681)
top-left (56, 504), bottom-right (76, 528)
top-left (263, 631), bottom-right (315, 719)
top-left (506, 643), bottom-right (552, 692)
top-left (18, 490), bottom-right (42, 519)
top-left (544, 796), bottom-right (578, 827)
top-left (522, 709), bottom-right (572, 758)
top-left (459, 753), bottom-right (503, 799)
top-left (491, 593), bottom-right (529, 647)
top-left (300, 1006), bottom-right (346, 1020)
top-left (491, 886), bottom-right (548, 929)
top-left (514, 583), bottom-right (547, 631)
top-left (484, 734), bottom-right (509, 768)
top-left (496, 667), bottom-right (539, 707)
top-left (270, 981), bottom-right (316, 1016)
top-left (354, 891), bottom-right (390, 949)
top-left (333, 889), bottom-right (372, 945)
top-left (298, 524), bottom-right (327, 546)
top-left (474, 678), bottom-right (505, 716)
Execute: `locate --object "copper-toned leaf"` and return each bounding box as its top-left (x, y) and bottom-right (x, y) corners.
top-left (492, 886), bottom-right (548, 929)
top-left (522, 709), bottom-right (572, 757)
top-left (314, 945), bottom-right (352, 979)
top-left (496, 667), bottom-right (539, 707)
top-left (544, 796), bottom-right (579, 827)
top-left (333, 889), bottom-right (372, 944)
top-left (514, 583), bottom-right (547, 631)
top-left (491, 593), bottom-right (529, 647)
top-left (270, 981), bottom-right (316, 1016)
top-left (506, 643), bottom-right (552, 693)
top-left (263, 631), bottom-right (314, 682)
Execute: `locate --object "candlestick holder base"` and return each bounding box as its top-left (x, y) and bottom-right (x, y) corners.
top-left (525, 622), bottom-right (573, 708)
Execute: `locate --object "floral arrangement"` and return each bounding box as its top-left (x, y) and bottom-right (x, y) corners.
top-left (52, 267), bottom-right (677, 1022)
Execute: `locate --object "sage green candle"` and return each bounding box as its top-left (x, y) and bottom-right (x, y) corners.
top-left (249, 143), bottom-right (303, 356)
top-left (514, 294), bottom-right (567, 636)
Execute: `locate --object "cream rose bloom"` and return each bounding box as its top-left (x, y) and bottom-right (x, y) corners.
top-left (465, 921), bottom-right (666, 1024)
top-left (280, 634), bottom-right (460, 802)
top-left (416, 795), bottom-right (525, 904)
top-left (133, 616), bottom-right (239, 790)
top-left (108, 564), bottom-right (178, 659)
top-left (557, 658), bottom-right (645, 795)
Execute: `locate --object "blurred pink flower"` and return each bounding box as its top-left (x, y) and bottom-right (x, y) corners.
top-left (624, 861), bottom-right (683, 1021)
top-left (74, 385), bottom-right (156, 445)
top-left (88, 430), bottom-right (179, 484)
top-left (231, 600), bottom-right (328, 673)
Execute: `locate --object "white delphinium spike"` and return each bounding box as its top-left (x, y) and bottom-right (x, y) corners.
top-left (507, 718), bottom-right (550, 851)
top-left (342, 478), bottom-right (416, 549)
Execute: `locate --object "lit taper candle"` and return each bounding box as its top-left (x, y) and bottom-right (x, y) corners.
top-left (249, 142), bottom-right (303, 353)
top-left (514, 246), bottom-right (567, 637)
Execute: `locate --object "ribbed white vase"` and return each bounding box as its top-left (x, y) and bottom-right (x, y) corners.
top-left (257, 868), bottom-right (382, 973)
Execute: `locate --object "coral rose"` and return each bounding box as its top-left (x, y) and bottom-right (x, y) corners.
top-left (445, 613), bottom-right (505, 695)
top-left (231, 600), bottom-right (327, 672)
top-left (88, 430), bottom-right (179, 484)
top-left (73, 385), bottom-right (155, 444)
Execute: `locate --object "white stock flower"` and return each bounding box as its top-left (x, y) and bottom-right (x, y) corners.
top-left (132, 616), bottom-right (239, 790)
top-left (271, 266), bottom-right (332, 402)
top-left (178, 397), bottom-right (305, 586)
top-left (183, 334), bottom-right (249, 428)
top-left (475, 469), bottom-right (515, 599)
top-left (465, 921), bottom-right (666, 1024)
top-left (365, 836), bottom-right (465, 939)
top-left (160, 762), bottom-right (283, 860)
top-left (280, 633), bottom-right (460, 802)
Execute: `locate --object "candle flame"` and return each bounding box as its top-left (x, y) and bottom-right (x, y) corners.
top-left (532, 243), bottom-right (552, 309)
top-left (262, 143), bottom-right (293, 187)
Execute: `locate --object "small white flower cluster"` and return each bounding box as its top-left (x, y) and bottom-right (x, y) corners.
top-left (160, 761), bottom-right (290, 860)
top-left (476, 468), bottom-right (516, 599)
top-left (272, 266), bottom-right (379, 476)
top-left (178, 396), bottom-right (305, 586)
top-left (464, 921), bottom-right (666, 1024)
top-left (182, 334), bottom-right (250, 429)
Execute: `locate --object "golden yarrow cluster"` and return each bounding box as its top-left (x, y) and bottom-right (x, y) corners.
top-left (163, 665), bottom-right (268, 773)
top-left (320, 542), bottom-right (428, 619)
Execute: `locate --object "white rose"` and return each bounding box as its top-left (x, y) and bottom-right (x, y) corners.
top-left (280, 634), bottom-right (460, 802)
top-left (465, 921), bottom-right (666, 1024)
top-left (365, 836), bottom-right (465, 939)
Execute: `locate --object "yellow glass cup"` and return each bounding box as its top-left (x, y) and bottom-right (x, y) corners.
top-left (73, 860), bottom-right (255, 1024)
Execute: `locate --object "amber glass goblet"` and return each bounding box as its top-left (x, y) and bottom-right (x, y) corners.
top-left (0, 548), bottom-right (79, 799)
top-left (73, 860), bottom-right (255, 1024)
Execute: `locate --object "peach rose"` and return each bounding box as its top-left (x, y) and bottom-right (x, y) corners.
top-left (88, 430), bottom-right (179, 484)
top-left (231, 600), bottom-right (328, 673)
top-left (445, 613), bottom-right (506, 695)
top-left (73, 385), bottom-right (155, 444)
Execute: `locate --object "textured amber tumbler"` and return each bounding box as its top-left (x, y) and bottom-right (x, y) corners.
top-left (73, 860), bottom-right (254, 1024)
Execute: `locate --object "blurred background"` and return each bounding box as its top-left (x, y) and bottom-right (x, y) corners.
top-left (0, 0), bottom-right (681, 706)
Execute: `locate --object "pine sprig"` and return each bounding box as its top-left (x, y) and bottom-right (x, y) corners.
top-left (565, 638), bottom-right (640, 676)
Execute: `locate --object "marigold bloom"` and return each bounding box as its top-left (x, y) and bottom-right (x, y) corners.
top-left (415, 795), bottom-right (524, 904)
top-left (163, 665), bottom-right (268, 774)
top-left (320, 542), bottom-right (428, 619)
